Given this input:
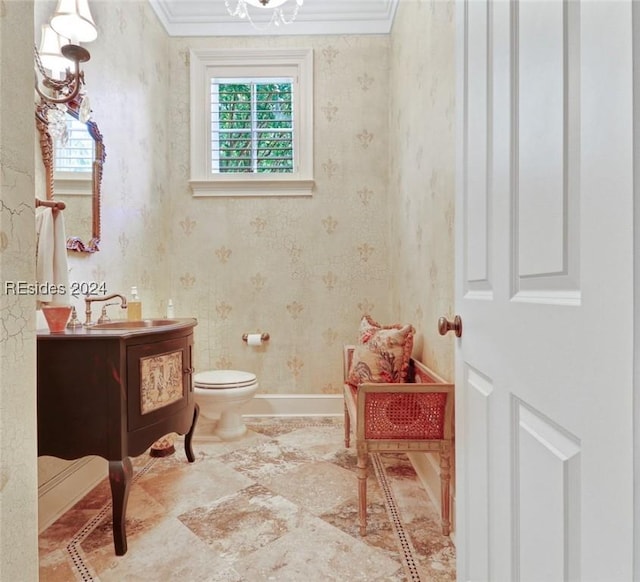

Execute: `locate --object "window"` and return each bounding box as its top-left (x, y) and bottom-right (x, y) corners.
top-left (212, 80), bottom-right (293, 174)
top-left (54, 115), bottom-right (94, 196)
top-left (190, 49), bottom-right (314, 197)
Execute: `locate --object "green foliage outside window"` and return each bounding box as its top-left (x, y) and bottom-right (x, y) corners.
top-left (215, 82), bottom-right (294, 173)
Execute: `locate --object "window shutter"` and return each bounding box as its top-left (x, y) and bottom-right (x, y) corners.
top-left (54, 117), bottom-right (94, 174)
top-left (211, 79), bottom-right (294, 174)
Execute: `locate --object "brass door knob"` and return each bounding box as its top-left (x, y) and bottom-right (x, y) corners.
top-left (438, 315), bottom-right (462, 338)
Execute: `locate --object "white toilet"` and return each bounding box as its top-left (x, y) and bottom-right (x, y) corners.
top-left (193, 369), bottom-right (258, 440)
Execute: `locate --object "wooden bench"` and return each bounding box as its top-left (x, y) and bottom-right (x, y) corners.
top-left (342, 345), bottom-right (454, 536)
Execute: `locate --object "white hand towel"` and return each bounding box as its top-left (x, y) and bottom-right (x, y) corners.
top-left (36, 206), bottom-right (70, 305)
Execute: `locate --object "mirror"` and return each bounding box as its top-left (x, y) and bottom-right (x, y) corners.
top-left (35, 98), bottom-right (105, 253)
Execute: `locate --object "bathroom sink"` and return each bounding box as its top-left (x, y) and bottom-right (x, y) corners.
top-left (91, 319), bottom-right (180, 330)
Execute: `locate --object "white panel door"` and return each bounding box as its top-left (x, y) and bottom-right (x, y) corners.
top-left (454, 1), bottom-right (635, 581)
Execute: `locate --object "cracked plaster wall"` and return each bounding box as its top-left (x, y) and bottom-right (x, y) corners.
top-left (0, 1), bottom-right (40, 580)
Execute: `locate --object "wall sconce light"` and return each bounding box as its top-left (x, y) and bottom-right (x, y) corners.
top-left (225, 0), bottom-right (304, 29)
top-left (35, 0), bottom-right (97, 105)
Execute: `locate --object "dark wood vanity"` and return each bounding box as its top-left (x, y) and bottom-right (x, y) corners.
top-left (37, 318), bottom-right (199, 555)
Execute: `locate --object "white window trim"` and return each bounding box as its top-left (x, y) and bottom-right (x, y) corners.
top-left (189, 48), bottom-right (314, 197)
top-left (53, 173), bottom-right (93, 196)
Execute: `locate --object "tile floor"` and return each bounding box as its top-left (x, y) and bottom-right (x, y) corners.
top-left (38, 417), bottom-right (456, 581)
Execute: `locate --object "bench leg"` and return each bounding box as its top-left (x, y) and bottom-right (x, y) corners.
top-left (439, 448), bottom-right (451, 536)
top-left (344, 400), bottom-right (351, 448)
top-left (357, 444), bottom-right (368, 536)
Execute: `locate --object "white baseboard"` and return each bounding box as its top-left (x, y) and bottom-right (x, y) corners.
top-left (38, 456), bottom-right (107, 533)
top-left (407, 451), bottom-right (456, 544)
top-left (243, 394), bottom-right (344, 417)
top-left (407, 451), bottom-right (441, 508)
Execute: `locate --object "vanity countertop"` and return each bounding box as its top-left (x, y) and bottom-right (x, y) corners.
top-left (37, 317), bottom-right (197, 339)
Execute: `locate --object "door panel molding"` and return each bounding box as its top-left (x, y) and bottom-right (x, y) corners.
top-left (462, 365), bottom-right (494, 581)
top-left (512, 397), bottom-right (581, 582)
top-left (511, 0), bottom-right (581, 303)
top-left (463, 0), bottom-right (494, 297)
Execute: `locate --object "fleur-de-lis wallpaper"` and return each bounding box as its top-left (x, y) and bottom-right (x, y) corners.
top-left (389, 0), bottom-right (455, 378)
top-left (164, 33), bottom-right (398, 394)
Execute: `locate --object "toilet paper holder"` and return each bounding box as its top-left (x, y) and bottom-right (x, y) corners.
top-left (242, 332), bottom-right (270, 343)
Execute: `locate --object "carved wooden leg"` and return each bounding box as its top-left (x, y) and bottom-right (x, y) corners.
top-left (184, 403), bottom-right (199, 463)
top-left (357, 443), bottom-right (368, 536)
top-left (439, 448), bottom-right (451, 536)
top-left (344, 400), bottom-right (351, 448)
top-left (109, 457), bottom-right (133, 556)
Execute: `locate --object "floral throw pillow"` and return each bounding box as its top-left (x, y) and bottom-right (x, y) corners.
top-left (347, 315), bottom-right (415, 386)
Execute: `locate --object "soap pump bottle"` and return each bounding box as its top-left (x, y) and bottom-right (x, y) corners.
top-left (127, 286), bottom-right (142, 321)
top-left (166, 299), bottom-right (175, 318)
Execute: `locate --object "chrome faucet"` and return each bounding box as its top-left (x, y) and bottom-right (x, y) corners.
top-left (84, 293), bottom-right (128, 326)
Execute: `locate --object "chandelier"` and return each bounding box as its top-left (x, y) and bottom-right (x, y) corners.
top-left (34, 0), bottom-right (97, 106)
top-left (225, 0), bottom-right (304, 29)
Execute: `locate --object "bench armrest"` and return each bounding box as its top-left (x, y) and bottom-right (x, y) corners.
top-left (343, 345), bottom-right (355, 383)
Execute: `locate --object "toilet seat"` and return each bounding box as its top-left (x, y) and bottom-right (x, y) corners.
top-left (194, 369), bottom-right (257, 390)
top-left (193, 369), bottom-right (259, 440)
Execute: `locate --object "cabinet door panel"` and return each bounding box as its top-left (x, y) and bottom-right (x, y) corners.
top-left (127, 336), bottom-right (190, 431)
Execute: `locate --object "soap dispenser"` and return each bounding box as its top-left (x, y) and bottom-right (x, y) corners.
top-left (127, 286), bottom-right (142, 321)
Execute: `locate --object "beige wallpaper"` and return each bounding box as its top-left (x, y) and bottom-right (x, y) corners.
top-left (69, 0), bottom-right (172, 315)
top-left (389, 0), bottom-right (456, 381)
top-left (34, 0), bottom-right (173, 322)
top-left (167, 35), bottom-right (392, 394)
top-left (0, 1), bottom-right (40, 579)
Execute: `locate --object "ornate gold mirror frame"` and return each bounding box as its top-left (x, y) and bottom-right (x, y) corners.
top-left (35, 99), bottom-right (105, 253)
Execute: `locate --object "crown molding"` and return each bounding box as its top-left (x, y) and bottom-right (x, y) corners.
top-left (149, 0), bottom-right (399, 36)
